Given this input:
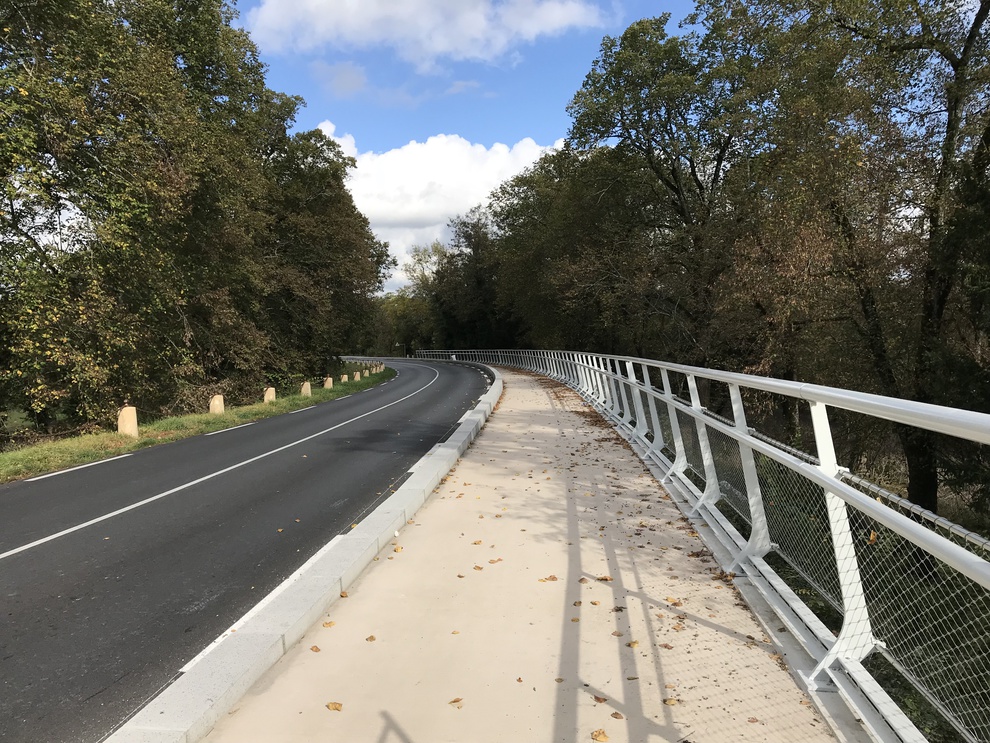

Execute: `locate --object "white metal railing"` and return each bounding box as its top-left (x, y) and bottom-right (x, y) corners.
top-left (416, 349), bottom-right (990, 743)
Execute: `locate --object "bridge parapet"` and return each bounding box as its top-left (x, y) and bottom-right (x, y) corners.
top-left (417, 349), bottom-right (990, 743)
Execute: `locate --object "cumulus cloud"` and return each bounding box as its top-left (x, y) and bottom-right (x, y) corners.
top-left (319, 120), bottom-right (561, 289)
top-left (248, 0), bottom-right (605, 70)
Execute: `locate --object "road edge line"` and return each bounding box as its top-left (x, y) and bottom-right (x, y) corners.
top-left (102, 362), bottom-right (503, 743)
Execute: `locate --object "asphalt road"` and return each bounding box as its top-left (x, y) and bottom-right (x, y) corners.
top-left (0, 360), bottom-right (490, 743)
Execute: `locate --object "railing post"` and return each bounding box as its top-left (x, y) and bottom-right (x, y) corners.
top-left (659, 369), bottom-right (688, 485)
top-left (644, 366), bottom-right (666, 457)
top-left (726, 383), bottom-right (773, 569)
top-left (625, 361), bottom-right (650, 443)
top-left (806, 401), bottom-right (877, 690)
top-left (686, 374), bottom-right (722, 513)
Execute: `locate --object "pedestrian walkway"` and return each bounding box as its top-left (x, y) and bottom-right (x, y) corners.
top-left (203, 370), bottom-right (836, 743)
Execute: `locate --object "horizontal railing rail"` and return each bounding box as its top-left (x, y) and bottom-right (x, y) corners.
top-left (415, 349), bottom-right (990, 743)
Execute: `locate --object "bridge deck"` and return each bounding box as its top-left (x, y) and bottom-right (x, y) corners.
top-left (204, 370), bottom-right (837, 743)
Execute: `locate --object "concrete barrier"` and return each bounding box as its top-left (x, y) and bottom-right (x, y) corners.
top-left (340, 374), bottom-right (349, 383)
top-left (300, 382), bottom-right (311, 397)
top-left (263, 387), bottom-right (276, 403)
top-left (209, 395), bottom-right (224, 414)
top-left (323, 377), bottom-right (333, 389)
top-left (117, 406), bottom-right (138, 438)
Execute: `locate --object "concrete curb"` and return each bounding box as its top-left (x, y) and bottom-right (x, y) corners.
top-left (105, 364), bottom-right (503, 743)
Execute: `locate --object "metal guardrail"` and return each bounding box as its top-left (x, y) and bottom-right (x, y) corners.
top-left (416, 349), bottom-right (990, 743)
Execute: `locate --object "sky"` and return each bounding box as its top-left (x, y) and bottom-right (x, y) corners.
top-left (237, 0), bottom-right (696, 291)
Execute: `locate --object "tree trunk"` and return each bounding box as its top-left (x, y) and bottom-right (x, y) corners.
top-left (900, 427), bottom-right (940, 513)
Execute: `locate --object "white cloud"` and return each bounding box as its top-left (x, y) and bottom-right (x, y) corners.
top-left (319, 120), bottom-right (561, 289)
top-left (248, 0), bottom-right (605, 70)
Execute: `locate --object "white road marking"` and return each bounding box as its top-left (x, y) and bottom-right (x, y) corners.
top-left (287, 406), bottom-right (315, 415)
top-left (26, 454), bottom-right (133, 482)
top-left (204, 422), bottom-right (255, 436)
top-left (0, 368), bottom-right (441, 563)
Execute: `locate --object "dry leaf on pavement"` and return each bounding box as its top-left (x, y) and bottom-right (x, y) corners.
top-left (591, 730), bottom-right (609, 742)
top-left (326, 702), bottom-right (343, 711)
top-left (366, 635), bottom-right (376, 642)
top-left (449, 697), bottom-right (464, 709)
top-left (310, 645), bottom-right (321, 652)
top-left (611, 712), bottom-right (624, 720)
top-left (322, 621), bottom-right (335, 628)
top-left (593, 695), bottom-right (607, 703)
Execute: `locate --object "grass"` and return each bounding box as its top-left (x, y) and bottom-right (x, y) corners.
top-left (0, 366), bottom-right (396, 484)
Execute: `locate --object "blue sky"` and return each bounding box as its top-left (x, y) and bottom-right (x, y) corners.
top-left (237, 0), bottom-right (696, 289)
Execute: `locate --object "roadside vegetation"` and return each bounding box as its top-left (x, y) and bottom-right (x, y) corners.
top-left (0, 365), bottom-right (395, 484)
top-left (367, 2), bottom-right (990, 523)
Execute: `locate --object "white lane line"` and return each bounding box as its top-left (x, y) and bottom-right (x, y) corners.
top-left (180, 535), bottom-right (344, 673)
top-left (287, 406), bottom-right (315, 415)
top-left (338, 395), bottom-right (352, 400)
top-left (204, 422), bottom-right (255, 437)
top-left (26, 454), bottom-right (134, 482)
top-left (0, 368), bottom-right (441, 563)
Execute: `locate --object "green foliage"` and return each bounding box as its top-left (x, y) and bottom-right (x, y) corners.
top-left (0, 0), bottom-right (391, 429)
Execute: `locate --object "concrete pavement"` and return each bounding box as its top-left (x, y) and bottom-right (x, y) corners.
top-left (202, 369), bottom-right (842, 743)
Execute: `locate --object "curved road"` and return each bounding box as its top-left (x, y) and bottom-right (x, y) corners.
top-left (0, 360), bottom-right (489, 743)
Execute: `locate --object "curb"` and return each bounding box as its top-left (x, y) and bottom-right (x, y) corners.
top-left (105, 364), bottom-right (503, 743)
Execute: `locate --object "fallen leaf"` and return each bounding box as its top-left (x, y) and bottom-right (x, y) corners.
top-left (277, 528), bottom-right (284, 533)
top-left (449, 697), bottom-right (464, 709)
top-left (478, 514), bottom-right (485, 519)
top-left (597, 576), bottom-right (613, 582)
top-left (611, 712), bottom-right (624, 720)
top-left (578, 577), bottom-right (589, 584)
top-left (611, 631), bottom-right (624, 637)
top-left (626, 676), bottom-right (639, 680)
top-left (457, 574), bottom-right (465, 578)
top-left (663, 698), bottom-right (679, 706)
top-left (573, 601), bottom-right (582, 606)
top-left (473, 565), bottom-right (483, 571)
top-left (472, 540), bottom-right (482, 545)
top-left (326, 702), bottom-right (343, 711)
top-left (294, 519), bottom-right (301, 523)
top-left (517, 677), bottom-right (523, 683)
top-left (591, 730), bottom-right (610, 742)
top-left (488, 558), bottom-right (502, 564)
top-left (310, 645), bottom-right (321, 652)
top-left (626, 641), bottom-right (639, 648)
top-left (340, 591), bottom-right (348, 598)
top-left (366, 635), bottom-right (376, 642)
top-left (451, 630), bottom-right (460, 635)
top-left (593, 695), bottom-right (607, 703)
top-left (571, 617), bottom-right (580, 623)
top-left (665, 684), bottom-right (676, 689)
top-left (555, 678), bottom-right (564, 683)
top-left (544, 575), bottom-right (559, 582)
top-left (800, 700), bottom-right (811, 706)
top-left (323, 621), bottom-right (336, 628)
top-left (659, 643), bottom-right (674, 650)
top-left (393, 546), bottom-right (403, 553)
top-left (590, 601), bottom-right (600, 606)
top-left (748, 717), bottom-right (760, 723)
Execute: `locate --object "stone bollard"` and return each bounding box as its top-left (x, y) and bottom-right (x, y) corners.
top-left (323, 377), bottom-right (333, 389)
top-left (341, 374), bottom-right (349, 383)
top-left (264, 387), bottom-right (276, 403)
top-left (301, 381), bottom-right (312, 397)
top-left (117, 405), bottom-right (139, 438)
top-left (364, 370), bottom-right (370, 378)
top-left (209, 394), bottom-right (224, 414)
